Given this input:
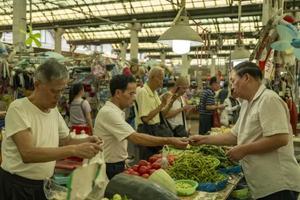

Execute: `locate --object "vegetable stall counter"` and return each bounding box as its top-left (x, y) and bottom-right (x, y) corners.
top-left (180, 174), bottom-right (244, 200)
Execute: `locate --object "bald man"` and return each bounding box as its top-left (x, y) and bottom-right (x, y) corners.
top-left (164, 77), bottom-right (196, 137)
top-left (135, 67), bottom-right (177, 160)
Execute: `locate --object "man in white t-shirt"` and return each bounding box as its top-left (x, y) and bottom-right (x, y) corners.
top-left (163, 77), bottom-right (195, 134)
top-left (190, 61), bottom-right (300, 200)
top-left (94, 75), bottom-right (189, 180)
top-left (0, 58), bottom-right (103, 200)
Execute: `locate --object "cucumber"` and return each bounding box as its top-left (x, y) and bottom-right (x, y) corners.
top-left (105, 174), bottom-right (180, 200)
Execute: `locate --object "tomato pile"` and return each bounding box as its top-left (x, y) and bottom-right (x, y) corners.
top-left (122, 154), bottom-right (178, 178)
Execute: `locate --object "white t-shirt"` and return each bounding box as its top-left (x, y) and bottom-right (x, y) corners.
top-left (231, 85), bottom-right (300, 198)
top-left (1, 98), bottom-right (69, 180)
top-left (94, 101), bottom-right (135, 163)
top-left (166, 97), bottom-right (187, 130)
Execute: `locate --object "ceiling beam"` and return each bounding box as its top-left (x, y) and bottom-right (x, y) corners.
top-left (115, 44), bottom-right (253, 53)
top-left (66, 31), bottom-right (256, 45)
top-left (148, 54), bottom-right (229, 59)
top-left (0, 1), bottom-right (298, 32)
top-left (0, 4), bottom-right (267, 32)
top-left (65, 17), bottom-right (261, 33)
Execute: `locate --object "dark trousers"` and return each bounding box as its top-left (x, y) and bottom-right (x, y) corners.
top-left (257, 190), bottom-right (299, 200)
top-left (137, 124), bottom-right (156, 161)
top-left (106, 161), bottom-right (125, 180)
top-left (0, 167), bottom-right (47, 200)
top-left (199, 114), bottom-right (213, 135)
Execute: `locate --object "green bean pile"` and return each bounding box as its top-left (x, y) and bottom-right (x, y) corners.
top-left (194, 145), bottom-right (238, 168)
top-left (167, 153), bottom-right (226, 183)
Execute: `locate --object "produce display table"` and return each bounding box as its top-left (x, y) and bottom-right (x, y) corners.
top-left (180, 174), bottom-right (244, 200)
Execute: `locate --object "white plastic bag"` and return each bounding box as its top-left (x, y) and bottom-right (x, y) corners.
top-left (155, 145), bottom-right (170, 169)
top-left (84, 151), bottom-right (109, 200)
top-left (44, 178), bottom-right (68, 200)
top-left (66, 150), bottom-right (109, 200)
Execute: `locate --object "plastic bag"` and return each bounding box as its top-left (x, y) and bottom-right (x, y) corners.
top-left (44, 178), bottom-right (68, 200)
top-left (156, 145), bottom-right (170, 169)
top-left (84, 150), bottom-right (109, 200)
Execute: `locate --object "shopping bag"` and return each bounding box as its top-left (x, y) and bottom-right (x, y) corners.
top-left (213, 110), bottom-right (221, 128)
top-left (66, 150), bottom-right (109, 200)
top-left (84, 151), bottom-right (109, 200)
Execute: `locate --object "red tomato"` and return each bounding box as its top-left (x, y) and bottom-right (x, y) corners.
top-left (168, 158), bottom-right (174, 165)
top-left (142, 173), bottom-right (150, 179)
top-left (122, 170), bottom-right (130, 174)
top-left (151, 162), bottom-right (161, 170)
top-left (149, 169), bottom-right (156, 175)
top-left (153, 154), bottom-right (162, 159)
top-left (132, 165), bottom-right (139, 172)
top-left (149, 156), bottom-right (158, 164)
top-left (130, 171), bottom-right (140, 176)
top-left (138, 166), bottom-right (149, 175)
top-left (127, 168), bottom-right (134, 172)
top-left (139, 160), bottom-right (148, 167)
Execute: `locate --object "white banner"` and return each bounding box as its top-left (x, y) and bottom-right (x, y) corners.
top-left (264, 49), bottom-right (275, 80)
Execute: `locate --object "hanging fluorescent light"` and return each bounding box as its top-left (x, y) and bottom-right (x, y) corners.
top-left (157, 6), bottom-right (203, 54)
top-left (212, 55), bottom-right (217, 59)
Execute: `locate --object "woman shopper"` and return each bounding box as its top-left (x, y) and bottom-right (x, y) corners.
top-left (68, 83), bottom-right (93, 135)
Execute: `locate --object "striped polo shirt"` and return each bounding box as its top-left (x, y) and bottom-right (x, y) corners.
top-left (199, 87), bottom-right (216, 115)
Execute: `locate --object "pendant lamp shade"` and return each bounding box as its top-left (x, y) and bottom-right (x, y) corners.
top-left (231, 39), bottom-right (251, 61)
top-left (157, 15), bottom-right (203, 54)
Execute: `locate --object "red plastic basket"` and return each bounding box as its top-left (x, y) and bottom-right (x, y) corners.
top-left (71, 125), bottom-right (90, 136)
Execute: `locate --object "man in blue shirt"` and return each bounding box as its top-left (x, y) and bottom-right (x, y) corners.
top-left (217, 82), bottom-right (229, 104)
top-left (198, 77), bottom-right (225, 135)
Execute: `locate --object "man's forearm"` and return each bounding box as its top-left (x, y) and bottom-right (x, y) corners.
top-left (203, 132), bottom-right (237, 146)
top-left (165, 107), bottom-right (182, 119)
top-left (21, 145), bottom-right (76, 163)
top-left (67, 137), bottom-right (91, 145)
top-left (142, 104), bottom-right (164, 123)
top-left (240, 134), bottom-right (288, 155)
top-left (87, 119), bottom-right (94, 135)
top-left (206, 105), bottom-right (218, 111)
top-left (162, 101), bottom-right (175, 117)
top-left (128, 132), bottom-right (174, 147)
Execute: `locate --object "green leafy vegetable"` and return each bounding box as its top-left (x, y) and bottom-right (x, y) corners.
top-left (167, 153), bottom-right (226, 183)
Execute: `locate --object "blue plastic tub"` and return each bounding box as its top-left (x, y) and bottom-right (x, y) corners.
top-left (219, 165), bottom-right (242, 174)
top-left (196, 173), bottom-right (229, 192)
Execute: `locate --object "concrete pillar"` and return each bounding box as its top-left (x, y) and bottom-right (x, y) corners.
top-left (13, 0), bottom-right (26, 51)
top-left (53, 28), bottom-right (65, 54)
top-left (128, 22), bottom-right (142, 59)
top-left (160, 51), bottom-right (166, 65)
top-left (211, 58), bottom-right (216, 77)
top-left (120, 42), bottom-right (128, 62)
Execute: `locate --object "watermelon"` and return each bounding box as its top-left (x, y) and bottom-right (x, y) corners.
top-left (104, 174), bottom-right (180, 200)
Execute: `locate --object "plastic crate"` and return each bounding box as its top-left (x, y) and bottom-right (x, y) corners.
top-left (53, 174), bottom-right (69, 185)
